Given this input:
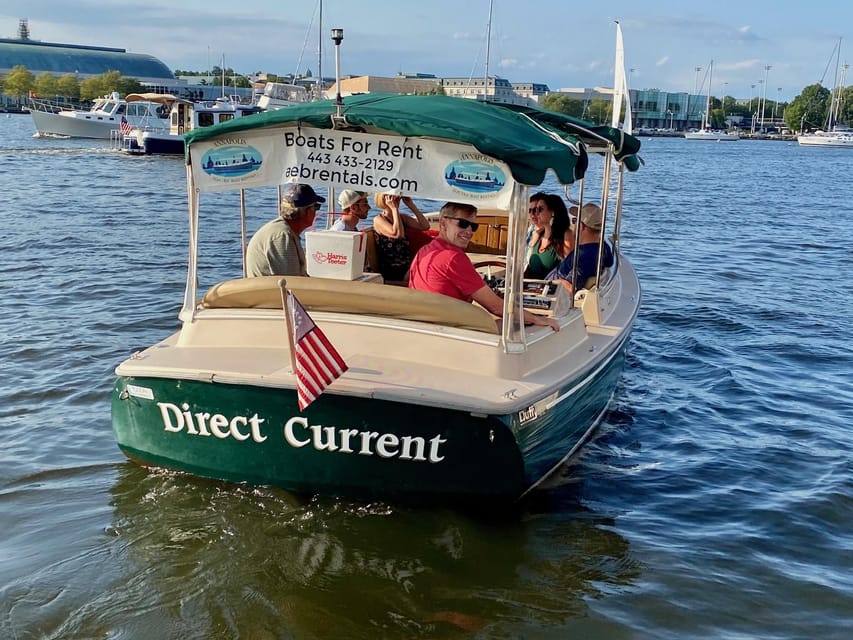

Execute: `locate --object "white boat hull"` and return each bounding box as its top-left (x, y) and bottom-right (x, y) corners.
top-left (30, 108), bottom-right (167, 139)
top-left (797, 132), bottom-right (853, 147)
top-left (684, 130), bottom-right (739, 141)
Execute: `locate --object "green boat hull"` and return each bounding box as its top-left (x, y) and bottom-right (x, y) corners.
top-left (112, 331), bottom-right (630, 504)
top-left (112, 377), bottom-right (528, 502)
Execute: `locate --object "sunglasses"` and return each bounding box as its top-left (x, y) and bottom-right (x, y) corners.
top-left (444, 216), bottom-right (480, 232)
top-left (529, 206), bottom-right (547, 214)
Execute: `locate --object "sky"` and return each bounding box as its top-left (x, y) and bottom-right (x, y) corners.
top-left (2, 0), bottom-right (851, 102)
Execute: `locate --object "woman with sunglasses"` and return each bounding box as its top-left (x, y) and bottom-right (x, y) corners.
top-left (523, 192), bottom-right (571, 280)
top-left (409, 202), bottom-right (560, 333)
top-left (372, 192), bottom-right (431, 282)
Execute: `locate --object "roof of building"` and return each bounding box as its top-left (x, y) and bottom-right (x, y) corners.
top-left (0, 38), bottom-right (174, 82)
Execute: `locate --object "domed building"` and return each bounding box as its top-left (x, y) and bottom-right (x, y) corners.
top-left (1, 20), bottom-right (175, 83)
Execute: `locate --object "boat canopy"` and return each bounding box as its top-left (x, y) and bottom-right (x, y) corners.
top-left (125, 92), bottom-right (183, 104)
top-left (184, 93), bottom-right (642, 186)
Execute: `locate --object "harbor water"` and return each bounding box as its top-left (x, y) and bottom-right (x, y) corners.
top-left (1, 114), bottom-right (851, 639)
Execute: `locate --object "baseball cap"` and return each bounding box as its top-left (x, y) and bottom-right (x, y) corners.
top-left (580, 204), bottom-right (603, 231)
top-left (283, 183), bottom-right (326, 207)
top-left (338, 190), bottom-right (367, 209)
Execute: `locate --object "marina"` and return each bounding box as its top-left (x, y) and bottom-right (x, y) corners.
top-left (1, 107), bottom-right (851, 637)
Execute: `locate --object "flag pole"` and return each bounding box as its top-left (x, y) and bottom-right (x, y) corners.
top-left (279, 278), bottom-right (298, 374)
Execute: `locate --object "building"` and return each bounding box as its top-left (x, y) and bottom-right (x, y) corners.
top-left (555, 86), bottom-right (708, 130)
top-left (0, 19), bottom-right (252, 108)
top-left (326, 74), bottom-right (442, 97)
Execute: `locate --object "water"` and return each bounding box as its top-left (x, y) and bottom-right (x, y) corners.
top-left (2, 115), bottom-right (852, 639)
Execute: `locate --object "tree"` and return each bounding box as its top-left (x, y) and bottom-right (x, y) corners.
top-left (785, 83), bottom-right (831, 132)
top-left (3, 65), bottom-right (35, 97)
top-left (57, 74), bottom-right (80, 99)
top-left (587, 98), bottom-right (611, 124)
top-left (79, 71), bottom-right (142, 100)
top-left (34, 72), bottom-right (58, 98)
top-left (541, 94), bottom-right (584, 118)
top-left (839, 86), bottom-right (853, 127)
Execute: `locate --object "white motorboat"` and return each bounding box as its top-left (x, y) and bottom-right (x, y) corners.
top-left (29, 91), bottom-right (168, 139)
top-left (255, 82), bottom-right (311, 111)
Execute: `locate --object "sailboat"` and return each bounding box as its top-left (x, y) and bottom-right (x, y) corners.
top-left (798, 38), bottom-right (853, 148)
top-left (684, 60), bottom-right (739, 141)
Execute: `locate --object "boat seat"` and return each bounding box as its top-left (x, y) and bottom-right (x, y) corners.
top-left (201, 276), bottom-right (500, 334)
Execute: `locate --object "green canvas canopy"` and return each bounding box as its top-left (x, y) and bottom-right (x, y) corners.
top-left (184, 93), bottom-right (642, 186)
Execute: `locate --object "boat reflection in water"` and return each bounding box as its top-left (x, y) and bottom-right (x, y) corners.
top-left (100, 464), bottom-right (638, 636)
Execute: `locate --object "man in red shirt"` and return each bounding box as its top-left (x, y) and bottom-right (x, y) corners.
top-left (409, 202), bottom-right (560, 332)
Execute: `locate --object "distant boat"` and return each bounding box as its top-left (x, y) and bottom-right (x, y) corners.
top-left (684, 61), bottom-right (739, 141)
top-left (29, 91), bottom-right (168, 139)
top-left (120, 94), bottom-right (262, 155)
top-left (798, 38), bottom-right (853, 148)
top-left (255, 82), bottom-right (311, 111)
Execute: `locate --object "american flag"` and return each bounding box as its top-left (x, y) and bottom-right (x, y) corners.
top-left (119, 117), bottom-right (132, 135)
top-left (287, 290), bottom-right (348, 410)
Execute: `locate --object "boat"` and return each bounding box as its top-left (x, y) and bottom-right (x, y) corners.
top-left (684, 61), bottom-right (739, 141)
top-left (254, 82), bottom-right (311, 111)
top-left (120, 94), bottom-right (262, 155)
top-left (798, 38), bottom-right (852, 148)
top-left (111, 42), bottom-right (643, 504)
top-left (29, 91), bottom-right (169, 139)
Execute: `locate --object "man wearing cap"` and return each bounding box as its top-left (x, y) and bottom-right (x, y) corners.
top-left (246, 183), bottom-right (325, 277)
top-left (547, 203), bottom-right (614, 291)
top-left (331, 190), bottom-right (370, 231)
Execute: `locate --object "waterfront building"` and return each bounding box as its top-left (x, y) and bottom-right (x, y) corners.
top-left (0, 19), bottom-right (253, 109)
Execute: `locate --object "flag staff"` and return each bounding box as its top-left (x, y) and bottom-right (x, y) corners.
top-left (279, 279), bottom-right (298, 373)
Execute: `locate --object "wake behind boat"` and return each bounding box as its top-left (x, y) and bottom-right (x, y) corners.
top-left (111, 89), bottom-right (643, 505)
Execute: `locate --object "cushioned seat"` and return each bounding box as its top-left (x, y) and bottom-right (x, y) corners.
top-left (202, 276), bottom-right (500, 334)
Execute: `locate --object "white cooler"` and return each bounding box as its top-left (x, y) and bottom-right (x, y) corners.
top-left (304, 230), bottom-right (367, 280)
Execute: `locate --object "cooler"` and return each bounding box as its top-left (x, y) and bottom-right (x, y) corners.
top-left (304, 230), bottom-right (367, 280)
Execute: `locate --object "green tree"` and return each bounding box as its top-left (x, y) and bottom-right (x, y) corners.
top-left (79, 71), bottom-right (142, 100)
top-left (3, 65), bottom-right (35, 97)
top-left (587, 98), bottom-right (611, 124)
top-left (56, 74), bottom-right (80, 99)
top-left (785, 83), bottom-right (831, 132)
top-left (34, 72), bottom-right (58, 98)
top-left (541, 94), bottom-right (584, 118)
top-left (838, 86), bottom-right (853, 126)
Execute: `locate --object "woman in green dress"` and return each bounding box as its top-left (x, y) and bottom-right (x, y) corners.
top-left (524, 192), bottom-right (571, 279)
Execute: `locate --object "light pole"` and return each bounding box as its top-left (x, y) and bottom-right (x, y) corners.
top-left (667, 109), bottom-right (673, 130)
top-left (722, 81), bottom-right (728, 128)
top-left (331, 28), bottom-right (344, 113)
top-left (755, 80), bottom-right (763, 133)
top-left (774, 87), bottom-right (782, 121)
top-left (760, 65), bottom-right (771, 129)
top-left (691, 66), bottom-right (702, 123)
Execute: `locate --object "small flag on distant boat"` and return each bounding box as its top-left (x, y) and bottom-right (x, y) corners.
top-left (119, 116), bottom-right (132, 135)
top-left (286, 290), bottom-right (348, 410)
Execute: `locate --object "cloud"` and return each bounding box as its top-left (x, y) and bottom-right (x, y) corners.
top-left (498, 58), bottom-right (517, 69)
top-left (656, 56), bottom-right (669, 67)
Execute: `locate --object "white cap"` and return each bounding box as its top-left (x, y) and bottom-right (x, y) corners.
top-left (338, 190), bottom-right (367, 209)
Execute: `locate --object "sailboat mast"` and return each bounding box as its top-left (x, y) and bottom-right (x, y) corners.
top-left (318, 0), bottom-right (323, 100)
top-left (705, 60), bottom-right (713, 129)
top-left (484, 0), bottom-right (493, 96)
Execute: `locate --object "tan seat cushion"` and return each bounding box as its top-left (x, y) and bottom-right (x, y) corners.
top-left (202, 276), bottom-right (499, 334)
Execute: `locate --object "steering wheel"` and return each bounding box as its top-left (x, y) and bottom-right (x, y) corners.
top-left (472, 259), bottom-right (507, 269)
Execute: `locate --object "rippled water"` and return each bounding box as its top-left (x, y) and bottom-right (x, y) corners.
top-left (1, 115), bottom-right (852, 639)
